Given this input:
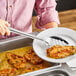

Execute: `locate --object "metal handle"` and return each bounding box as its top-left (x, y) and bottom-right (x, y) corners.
top-left (61, 63), bottom-right (76, 76)
top-left (9, 27), bottom-right (49, 45)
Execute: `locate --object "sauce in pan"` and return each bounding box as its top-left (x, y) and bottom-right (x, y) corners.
top-left (0, 46), bottom-right (52, 76)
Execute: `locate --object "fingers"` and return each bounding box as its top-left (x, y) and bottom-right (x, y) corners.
top-left (0, 25), bottom-right (5, 35)
top-left (5, 22), bottom-right (10, 27)
top-left (4, 25), bottom-right (10, 36)
top-left (0, 19), bottom-right (10, 36)
top-left (0, 19), bottom-right (10, 26)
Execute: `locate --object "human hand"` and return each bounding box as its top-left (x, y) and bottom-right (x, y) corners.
top-left (42, 22), bottom-right (58, 30)
top-left (0, 19), bottom-right (10, 36)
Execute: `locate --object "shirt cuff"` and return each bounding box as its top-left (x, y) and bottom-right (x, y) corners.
top-left (35, 10), bottom-right (60, 30)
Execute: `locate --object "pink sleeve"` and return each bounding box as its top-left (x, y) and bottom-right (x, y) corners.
top-left (34, 0), bottom-right (60, 29)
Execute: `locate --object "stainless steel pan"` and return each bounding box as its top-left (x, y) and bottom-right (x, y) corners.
top-left (0, 34), bottom-right (60, 76)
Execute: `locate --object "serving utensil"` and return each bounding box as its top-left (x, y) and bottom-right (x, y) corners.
top-left (9, 27), bottom-right (68, 47)
top-left (32, 27), bottom-right (76, 76)
top-left (33, 27), bottom-right (76, 63)
top-left (8, 27), bottom-right (76, 76)
top-left (9, 27), bottom-right (76, 63)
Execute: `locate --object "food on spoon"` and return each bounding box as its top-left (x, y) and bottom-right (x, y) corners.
top-left (24, 49), bottom-right (43, 65)
top-left (6, 52), bottom-right (26, 69)
top-left (46, 45), bottom-right (76, 59)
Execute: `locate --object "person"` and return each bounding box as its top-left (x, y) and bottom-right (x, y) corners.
top-left (0, 0), bottom-right (60, 39)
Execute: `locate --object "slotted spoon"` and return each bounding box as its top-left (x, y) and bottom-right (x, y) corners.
top-left (9, 27), bottom-right (68, 47)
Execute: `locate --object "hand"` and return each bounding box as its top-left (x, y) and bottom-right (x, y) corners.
top-left (42, 22), bottom-right (58, 30)
top-left (0, 19), bottom-right (10, 36)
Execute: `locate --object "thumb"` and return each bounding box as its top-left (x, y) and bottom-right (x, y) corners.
top-left (5, 22), bottom-right (10, 27)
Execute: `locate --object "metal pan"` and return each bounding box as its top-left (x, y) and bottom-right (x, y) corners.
top-left (0, 33), bottom-right (60, 76)
top-left (23, 63), bottom-right (76, 76)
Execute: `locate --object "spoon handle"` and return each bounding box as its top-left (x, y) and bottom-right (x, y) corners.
top-left (9, 27), bottom-right (49, 45)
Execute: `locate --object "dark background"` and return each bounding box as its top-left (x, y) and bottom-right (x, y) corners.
top-left (56, 0), bottom-right (76, 11)
top-left (33, 0), bottom-right (76, 16)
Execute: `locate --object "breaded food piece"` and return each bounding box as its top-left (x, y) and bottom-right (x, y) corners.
top-left (24, 49), bottom-right (43, 65)
top-left (6, 52), bottom-right (26, 69)
top-left (47, 45), bottom-right (76, 59)
top-left (0, 69), bottom-right (16, 76)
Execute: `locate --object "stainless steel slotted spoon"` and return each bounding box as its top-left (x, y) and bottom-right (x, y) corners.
top-left (9, 27), bottom-right (69, 47)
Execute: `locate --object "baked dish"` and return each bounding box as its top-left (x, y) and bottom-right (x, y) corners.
top-left (0, 46), bottom-right (52, 76)
top-left (0, 69), bottom-right (16, 76)
top-left (24, 49), bottom-right (43, 65)
top-left (47, 45), bottom-right (76, 59)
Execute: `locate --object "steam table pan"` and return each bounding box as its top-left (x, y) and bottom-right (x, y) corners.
top-left (0, 32), bottom-right (60, 76)
top-left (0, 32), bottom-right (76, 76)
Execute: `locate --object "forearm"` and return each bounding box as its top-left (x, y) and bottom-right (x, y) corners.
top-left (43, 22), bottom-right (58, 29)
top-left (35, 0), bottom-right (60, 30)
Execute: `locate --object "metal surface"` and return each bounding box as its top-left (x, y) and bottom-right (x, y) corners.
top-left (9, 27), bottom-right (50, 46)
top-left (60, 63), bottom-right (76, 76)
top-left (33, 27), bottom-right (76, 63)
top-left (0, 34), bottom-right (60, 76)
top-left (9, 27), bottom-right (69, 47)
top-left (36, 70), bottom-right (69, 76)
top-left (0, 32), bottom-right (76, 76)
top-left (50, 36), bottom-right (69, 44)
top-left (29, 63), bottom-right (76, 76)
